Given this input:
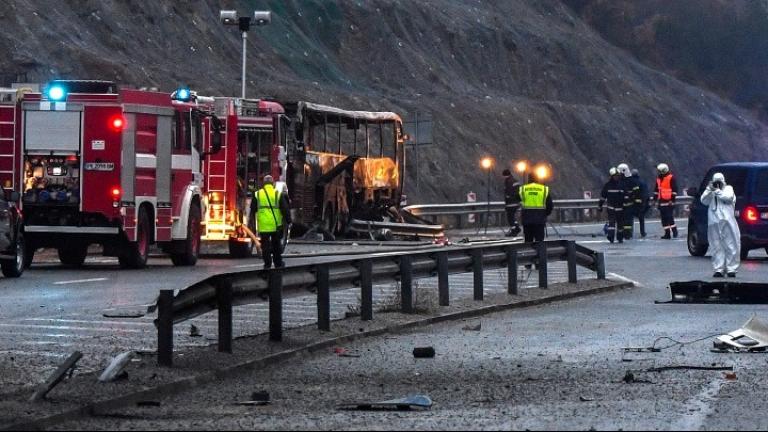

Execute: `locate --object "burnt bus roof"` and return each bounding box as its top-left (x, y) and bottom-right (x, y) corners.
top-left (284, 101), bottom-right (402, 125)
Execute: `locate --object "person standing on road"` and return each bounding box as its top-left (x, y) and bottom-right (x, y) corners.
top-left (617, 163), bottom-right (639, 240)
top-left (653, 163), bottom-right (679, 239)
top-left (632, 168), bottom-right (650, 238)
top-left (700, 172), bottom-right (740, 277)
top-left (249, 175), bottom-right (291, 269)
top-left (598, 167), bottom-right (627, 243)
top-left (519, 170), bottom-right (554, 243)
top-left (502, 169), bottom-right (522, 237)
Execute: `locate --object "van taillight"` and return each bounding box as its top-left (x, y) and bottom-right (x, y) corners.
top-left (744, 205), bottom-right (759, 224)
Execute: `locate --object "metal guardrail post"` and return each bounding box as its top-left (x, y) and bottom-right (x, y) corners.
top-left (567, 241), bottom-right (577, 284)
top-left (359, 259), bottom-right (373, 321)
top-left (157, 290), bottom-right (174, 367)
top-left (472, 249), bottom-right (483, 301)
top-left (596, 252), bottom-right (606, 280)
top-left (437, 252), bottom-right (449, 306)
top-left (537, 242), bottom-right (548, 288)
top-left (269, 270), bottom-right (283, 342)
top-left (316, 265), bottom-right (330, 331)
top-left (400, 256), bottom-right (414, 313)
top-left (216, 282), bottom-right (233, 353)
top-left (506, 246), bottom-right (518, 295)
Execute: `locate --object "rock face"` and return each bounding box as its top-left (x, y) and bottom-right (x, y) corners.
top-left (0, 0), bottom-right (765, 202)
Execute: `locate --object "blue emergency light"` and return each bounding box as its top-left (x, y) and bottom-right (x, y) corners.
top-left (46, 84), bottom-right (67, 102)
top-left (172, 87), bottom-right (192, 102)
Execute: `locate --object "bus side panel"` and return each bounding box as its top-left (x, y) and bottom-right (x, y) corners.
top-left (81, 106), bottom-right (123, 218)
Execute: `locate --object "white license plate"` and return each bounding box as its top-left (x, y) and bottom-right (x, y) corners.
top-left (84, 162), bottom-right (115, 171)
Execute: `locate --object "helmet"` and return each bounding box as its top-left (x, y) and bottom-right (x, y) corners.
top-left (657, 163), bottom-right (669, 174)
top-left (617, 163), bottom-right (631, 177)
top-left (263, 174), bottom-right (274, 184)
top-left (609, 167), bottom-right (618, 176)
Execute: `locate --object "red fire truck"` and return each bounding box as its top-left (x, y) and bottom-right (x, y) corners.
top-left (201, 96), bottom-right (287, 257)
top-left (0, 80), bottom-right (220, 268)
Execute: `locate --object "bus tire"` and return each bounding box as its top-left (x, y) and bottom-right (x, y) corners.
top-left (119, 208), bottom-right (151, 269)
top-left (58, 242), bottom-right (89, 268)
top-left (1, 232), bottom-right (25, 278)
top-left (171, 204), bottom-right (201, 266)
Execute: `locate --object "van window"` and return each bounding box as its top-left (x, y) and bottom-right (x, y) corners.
top-left (753, 169), bottom-right (768, 201)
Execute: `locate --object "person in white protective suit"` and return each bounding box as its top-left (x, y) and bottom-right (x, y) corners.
top-left (700, 172), bottom-right (741, 277)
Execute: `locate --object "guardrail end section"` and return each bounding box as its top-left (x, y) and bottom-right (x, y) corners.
top-left (596, 252), bottom-right (606, 280)
top-left (157, 290), bottom-right (175, 367)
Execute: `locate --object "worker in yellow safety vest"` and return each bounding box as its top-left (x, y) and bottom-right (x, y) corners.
top-left (518, 171), bottom-right (554, 243)
top-left (248, 175), bottom-right (291, 268)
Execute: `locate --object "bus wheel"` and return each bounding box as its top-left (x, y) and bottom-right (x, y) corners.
top-left (58, 242), bottom-right (89, 268)
top-left (171, 204), bottom-right (201, 266)
top-left (120, 208), bottom-right (151, 269)
top-left (228, 237), bottom-right (253, 258)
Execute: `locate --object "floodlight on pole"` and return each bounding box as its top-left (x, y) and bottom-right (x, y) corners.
top-left (220, 9), bottom-right (272, 99)
top-left (480, 157), bottom-right (494, 235)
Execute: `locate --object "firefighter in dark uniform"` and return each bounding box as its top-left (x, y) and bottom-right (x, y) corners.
top-left (599, 167), bottom-right (627, 243)
top-left (502, 169), bottom-right (521, 236)
top-left (519, 171), bottom-right (554, 243)
top-left (653, 163), bottom-right (678, 239)
top-left (632, 168), bottom-right (650, 238)
top-left (617, 163), bottom-right (640, 240)
top-left (248, 175), bottom-right (291, 268)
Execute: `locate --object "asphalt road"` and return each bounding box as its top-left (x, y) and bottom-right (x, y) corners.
top-left (11, 218), bottom-right (768, 430)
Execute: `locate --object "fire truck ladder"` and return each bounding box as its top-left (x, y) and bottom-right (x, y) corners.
top-left (0, 89), bottom-right (17, 190)
top-left (203, 147), bottom-right (230, 241)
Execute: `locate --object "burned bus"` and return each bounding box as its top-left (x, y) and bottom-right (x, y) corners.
top-left (283, 102), bottom-right (408, 238)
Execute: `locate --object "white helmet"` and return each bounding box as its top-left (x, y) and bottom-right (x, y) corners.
top-left (657, 163), bottom-right (669, 174)
top-left (617, 163), bottom-right (631, 177)
top-left (609, 167), bottom-right (618, 176)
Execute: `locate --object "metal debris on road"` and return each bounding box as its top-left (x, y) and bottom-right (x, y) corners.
top-left (462, 322), bottom-right (482, 331)
top-left (666, 281), bottom-right (768, 304)
top-left (29, 351), bottom-right (83, 402)
top-left (136, 400), bottom-right (161, 407)
top-left (235, 391), bottom-right (271, 406)
top-left (337, 394), bottom-right (433, 411)
top-left (333, 347), bottom-right (361, 358)
top-left (713, 316), bottom-right (768, 352)
top-left (190, 324), bottom-right (202, 337)
top-left (98, 351), bottom-right (134, 382)
top-left (412, 347), bottom-right (436, 358)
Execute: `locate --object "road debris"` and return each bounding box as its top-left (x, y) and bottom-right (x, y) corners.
top-left (333, 347), bottom-right (361, 358)
top-left (236, 391), bottom-right (271, 406)
top-left (136, 400), bottom-right (161, 407)
top-left (98, 351), bottom-right (134, 382)
top-left (462, 322), bottom-right (481, 331)
top-left (337, 394), bottom-right (433, 411)
top-left (666, 281), bottom-right (768, 303)
top-left (190, 324), bottom-right (202, 337)
top-left (29, 351), bottom-right (83, 402)
top-left (723, 371), bottom-right (738, 381)
top-left (713, 316), bottom-right (768, 352)
top-left (412, 347), bottom-right (436, 358)
top-left (579, 395), bottom-right (595, 402)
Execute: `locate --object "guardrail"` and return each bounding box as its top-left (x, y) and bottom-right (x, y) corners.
top-left (154, 239), bottom-right (605, 366)
top-left (404, 196), bottom-right (694, 229)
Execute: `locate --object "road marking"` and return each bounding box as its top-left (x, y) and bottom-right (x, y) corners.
top-left (53, 277), bottom-right (109, 285)
top-left (607, 272), bottom-right (644, 288)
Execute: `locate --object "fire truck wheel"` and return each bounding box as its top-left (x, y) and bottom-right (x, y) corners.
top-left (171, 204), bottom-right (201, 266)
top-left (119, 208), bottom-right (151, 269)
top-left (58, 243), bottom-right (88, 268)
top-left (1, 232), bottom-right (25, 278)
top-left (228, 237), bottom-right (253, 258)
top-left (23, 240), bottom-right (35, 269)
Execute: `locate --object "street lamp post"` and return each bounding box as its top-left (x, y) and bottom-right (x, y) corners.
top-left (220, 10), bottom-right (272, 99)
top-left (481, 157), bottom-right (494, 235)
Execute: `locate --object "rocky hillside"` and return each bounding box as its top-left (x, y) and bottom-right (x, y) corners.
top-left (1, 0), bottom-right (766, 203)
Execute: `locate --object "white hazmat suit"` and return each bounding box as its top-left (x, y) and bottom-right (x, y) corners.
top-left (700, 172), bottom-right (741, 275)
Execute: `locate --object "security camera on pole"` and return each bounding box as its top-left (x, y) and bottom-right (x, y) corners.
top-left (220, 10), bottom-right (272, 99)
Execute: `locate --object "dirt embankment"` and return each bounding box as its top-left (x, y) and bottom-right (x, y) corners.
top-left (0, 0), bottom-right (765, 202)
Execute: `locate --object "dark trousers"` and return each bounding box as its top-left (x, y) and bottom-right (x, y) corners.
top-left (607, 208), bottom-right (624, 242)
top-left (659, 204), bottom-right (677, 237)
top-left (523, 224), bottom-right (546, 243)
top-left (505, 204), bottom-right (519, 230)
top-left (623, 205), bottom-right (634, 238)
top-left (260, 229), bottom-right (284, 267)
top-left (637, 204), bottom-right (647, 236)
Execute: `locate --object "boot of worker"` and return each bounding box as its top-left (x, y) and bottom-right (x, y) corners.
top-left (672, 226), bottom-right (679, 238)
top-left (617, 231), bottom-right (623, 244)
top-left (661, 229), bottom-right (671, 239)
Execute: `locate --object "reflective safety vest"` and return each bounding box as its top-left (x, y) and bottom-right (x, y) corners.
top-left (256, 184), bottom-right (283, 233)
top-left (656, 174), bottom-right (674, 201)
top-left (519, 183), bottom-right (549, 209)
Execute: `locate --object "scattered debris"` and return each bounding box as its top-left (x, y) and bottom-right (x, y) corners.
top-left (236, 391), bottom-right (272, 405)
top-left (723, 371), bottom-right (738, 381)
top-left (713, 316), bottom-right (768, 352)
top-left (579, 395), bottom-right (595, 402)
top-left (622, 347), bottom-right (661, 353)
top-left (462, 322), bottom-right (481, 331)
top-left (621, 371), bottom-right (652, 384)
top-left (102, 304), bottom-right (154, 318)
top-left (30, 351), bottom-right (83, 402)
top-left (189, 324), bottom-right (202, 337)
top-left (136, 400), bottom-right (161, 407)
top-left (98, 351), bottom-right (134, 382)
top-left (412, 347), bottom-right (435, 358)
top-left (666, 281), bottom-right (768, 304)
top-left (644, 365), bottom-right (733, 373)
top-left (337, 394), bottom-right (433, 411)
top-left (333, 347), bottom-right (361, 358)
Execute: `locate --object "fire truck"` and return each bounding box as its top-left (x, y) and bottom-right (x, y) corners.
top-left (0, 80), bottom-right (220, 268)
top-left (201, 96), bottom-right (288, 257)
